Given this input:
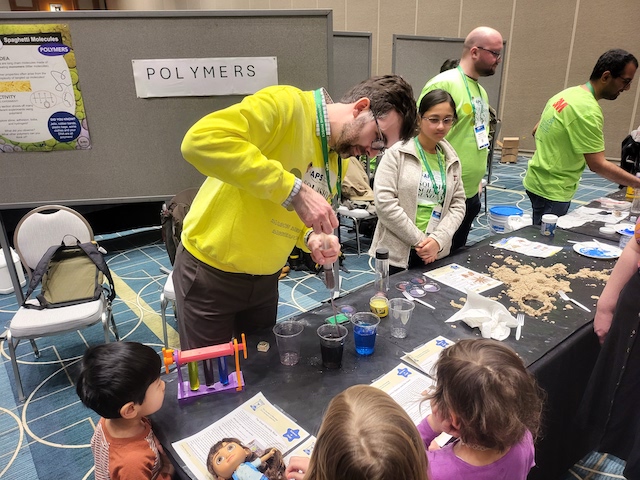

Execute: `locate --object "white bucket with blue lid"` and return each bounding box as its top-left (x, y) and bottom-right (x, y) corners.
top-left (489, 206), bottom-right (523, 233)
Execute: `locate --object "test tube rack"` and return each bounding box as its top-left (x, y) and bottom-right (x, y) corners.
top-left (162, 334), bottom-right (247, 403)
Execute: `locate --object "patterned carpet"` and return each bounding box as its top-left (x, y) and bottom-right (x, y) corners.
top-left (0, 156), bottom-right (630, 479)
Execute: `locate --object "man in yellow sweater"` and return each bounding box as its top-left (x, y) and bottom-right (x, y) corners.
top-left (175, 76), bottom-right (417, 353)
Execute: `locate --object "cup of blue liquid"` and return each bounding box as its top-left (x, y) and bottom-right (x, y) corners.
top-left (351, 312), bottom-right (380, 356)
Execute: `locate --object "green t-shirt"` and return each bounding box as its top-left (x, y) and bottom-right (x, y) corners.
top-left (418, 68), bottom-right (490, 198)
top-left (523, 85), bottom-right (604, 202)
top-left (416, 150), bottom-right (445, 231)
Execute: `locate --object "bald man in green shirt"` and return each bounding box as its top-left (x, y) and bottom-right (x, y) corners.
top-left (418, 26), bottom-right (503, 251)
top-left (524, 49), bottom-right (640, 225)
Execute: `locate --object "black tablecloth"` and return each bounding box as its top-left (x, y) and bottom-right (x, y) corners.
top-left (152, 226), bottom-right (613, 480)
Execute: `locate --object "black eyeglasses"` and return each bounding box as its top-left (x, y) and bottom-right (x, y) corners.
top-left (371, 114), bottom-right (386, 154)
top-left (476, 46), bottom-right (502, 60)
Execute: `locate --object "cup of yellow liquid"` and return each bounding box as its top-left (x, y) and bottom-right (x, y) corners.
top-left (369, 294), bottom-right (389, 318)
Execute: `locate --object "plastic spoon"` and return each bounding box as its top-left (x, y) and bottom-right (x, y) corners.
top-left (558, 290), bottom-right (591, 313)
top-left (402, 290), bottom-right (436, 310)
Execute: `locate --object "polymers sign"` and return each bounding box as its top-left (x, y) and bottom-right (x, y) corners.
top-left (131, 57), bottom-right (278, 98)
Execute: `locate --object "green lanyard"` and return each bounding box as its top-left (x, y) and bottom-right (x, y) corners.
top-left (314, 89), bottom-right (342, 204)
top-left (585, 82), bottom-right (596, 98)
top-left (457, 65), bottom-right (477, 120)
top-left (414, 137), bottom-right (446, 200)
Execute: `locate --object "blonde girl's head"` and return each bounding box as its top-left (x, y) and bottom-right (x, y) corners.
top-left (304, 385), bottom-right (429, 480)
top-left (428, 339), bottom-right (544, 451)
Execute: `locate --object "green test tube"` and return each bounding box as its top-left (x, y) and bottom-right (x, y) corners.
top-left (187, 361), bottom-right (200, 391)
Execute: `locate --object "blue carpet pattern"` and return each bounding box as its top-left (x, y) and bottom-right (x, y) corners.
top-left (0, 155), bottom-right (629, 479)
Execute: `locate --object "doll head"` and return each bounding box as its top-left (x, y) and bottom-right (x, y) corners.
top-left (208, 438), bottom-right (252, 479)
top-left (207, 437), bottom-right (285, 480)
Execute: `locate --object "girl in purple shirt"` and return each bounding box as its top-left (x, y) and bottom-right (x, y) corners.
top-left (417, 339), bottom-right (544, 480)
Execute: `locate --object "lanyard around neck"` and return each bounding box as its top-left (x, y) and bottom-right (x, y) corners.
top-left (414, 137), bottom-right (446, 200)
top-left (457, 65), bottom-right (477, 119)
top-left (314, 89), bottom-right (342, 203)
top-left (585, 82), bottom-right (596, 98)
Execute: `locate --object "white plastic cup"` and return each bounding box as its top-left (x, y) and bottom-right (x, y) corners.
top-left (619, 231), bottom-right (634, 249)
top-left (540, 214), bottom-right (558, 236)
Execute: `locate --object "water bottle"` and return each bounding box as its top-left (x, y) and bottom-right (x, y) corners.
top-left (374, 248), bottom-right (389, 294)
top-left (629, 173), bottom-right (640, 223)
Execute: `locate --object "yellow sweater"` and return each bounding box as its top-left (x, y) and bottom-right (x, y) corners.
top-left (181, 85), bottom-right (343, 275)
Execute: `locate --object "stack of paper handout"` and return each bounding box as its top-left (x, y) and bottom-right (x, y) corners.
top-left (446, 290), bottom-right (518, 340)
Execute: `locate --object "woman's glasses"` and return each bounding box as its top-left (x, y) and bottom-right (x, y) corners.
top-left (422, 116), bottom-right (455, 126)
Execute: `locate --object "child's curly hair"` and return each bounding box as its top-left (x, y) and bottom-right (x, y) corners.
top-left (207, 437), bottom-right (285, 480)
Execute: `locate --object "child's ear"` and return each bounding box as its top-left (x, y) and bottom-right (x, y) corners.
top-left (447, 413), bottom-right (462, 437)
top-left (119, 401), bottom-right (138, 419)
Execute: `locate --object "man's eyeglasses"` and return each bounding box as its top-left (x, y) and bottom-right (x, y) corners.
top-left (371, 114), bottom-right (387, 154)
top-left (476, 46), bottom-right (502, 60)
top-left (422, 116), bottom-right (455, 126)
top-left (619, 76), bottom-right (633, 87)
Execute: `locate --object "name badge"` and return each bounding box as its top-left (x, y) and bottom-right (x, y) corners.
top-left (426, 205), bottom-right (443, 234)
top-left (474, 124), bottom-right (490, 150)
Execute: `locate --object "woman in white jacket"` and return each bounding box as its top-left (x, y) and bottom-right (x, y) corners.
top-left (370, 89), bottom-right (466, 274)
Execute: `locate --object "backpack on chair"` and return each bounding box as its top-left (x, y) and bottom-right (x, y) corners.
top-left (23, 236), bottom-right (115, 309)
top-left (161, 188), bottom-right (199, 265)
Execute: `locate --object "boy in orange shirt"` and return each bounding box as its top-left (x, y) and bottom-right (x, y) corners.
top-left (76, 342), bottom-right (174, 479)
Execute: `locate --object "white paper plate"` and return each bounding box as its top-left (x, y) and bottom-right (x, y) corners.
top-left (615, 223), bottom-right (636, 235)
top-left (573, 241), bottom-right (622, 259)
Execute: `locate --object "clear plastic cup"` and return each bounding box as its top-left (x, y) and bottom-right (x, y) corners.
top-left (369, 294), bottom-right (389, 317)
top-left (351, 312), bottom-right (380, 356)
top-left (273, 321), bottom-right (304, 366)
top-left (317, 324), bottom-right (348, 369)
top-left (388, 298), bottom-right (415, 339)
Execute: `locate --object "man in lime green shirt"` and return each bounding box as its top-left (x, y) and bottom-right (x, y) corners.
top-left (174, 76), bottom-right (417, 353)
top-left (524, 49), bottom-right (639, 225)
top-left (418, 26), bottom-right (503, 251)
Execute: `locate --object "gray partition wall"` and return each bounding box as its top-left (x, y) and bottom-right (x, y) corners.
top-left (0, 10), bottom-right (333, 208)
top-left (392, 35), bottom-right (506, 113)
top-left (331, 31), bottom-right (371, 101)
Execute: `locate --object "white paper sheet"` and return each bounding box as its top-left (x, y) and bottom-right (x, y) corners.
top-left (490, 236), bottom-right (563, 258)
top-left (423, 264), bottom-right (502, 294)
top-left (172, 392), bottom-right (309, 480)
top-left (371, 362), bottom-right (452, 447)
top-left (371, 363), bottom-right (435, 424)
top-left (400, 336), bottom-right (456, 378)
top-left (557, 206), bottom-right (629, 228)
top-left (283, 436), bottom-right (317, 464)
